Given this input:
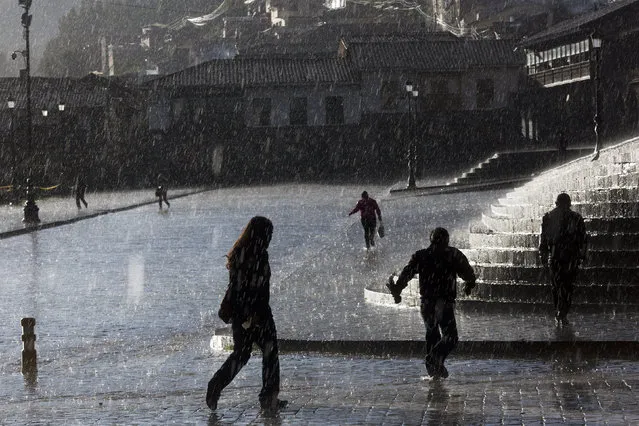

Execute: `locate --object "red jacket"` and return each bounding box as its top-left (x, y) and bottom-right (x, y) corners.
top-left (350, 198), bottom-right (381, 221)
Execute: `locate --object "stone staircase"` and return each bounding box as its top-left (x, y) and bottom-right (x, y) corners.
top-left (465, 137), bottom-right (639, 305)
top-left (450, 147), bottom-right (592, 187)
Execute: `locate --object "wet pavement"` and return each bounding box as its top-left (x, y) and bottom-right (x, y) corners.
top-left (2, 351), bottom-right (638, 425)
top-left (0, 184), bottom-right (637, 424)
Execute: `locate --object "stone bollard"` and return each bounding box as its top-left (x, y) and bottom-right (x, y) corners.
top-left (21, 317), bottom-right (37, 374)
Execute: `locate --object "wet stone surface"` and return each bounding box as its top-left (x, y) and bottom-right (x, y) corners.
top-left (1, 353), bottom-right (638, 425)
top-left (0, 183), bottom-right (637, 423)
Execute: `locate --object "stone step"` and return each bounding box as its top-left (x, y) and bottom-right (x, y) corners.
top-left (467, 248), bottom-right (638, 267)
top-left (482, 213), bottom-right (639, 233)
top-left (610, 149), bottom-right (639, 163)
top-left (513, 159), bottom-right (638, 186)
top-left (587, 187), bottom-right (639, 202)
top-left (514, 172), bottom-right (637, 196)
top-left (500, 187), bottom-right (638, 207)
top-left (451, 149), bottom-right (589, 184)
top-left (472, 280), bottom-right (639, 305)
top-left (491, 202), bottom-right (639, 219)
top-left (468, 230), bottom-right (639, 251)
top-left (596, 172), bottom-right (639, 189)
top-left (474, 264), bottom-right (639, 285)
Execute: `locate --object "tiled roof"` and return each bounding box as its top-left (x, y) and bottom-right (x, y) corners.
top-left (237, 25), bottom-right (457, 59)
top-left (344, 39), bottom-right (524, 71)
top-left (0, 77), bottom-right (112, 110)
top-left (520, 0), bottom-right (639, 47)
top-left (149, 57), bottom-right (358, 88)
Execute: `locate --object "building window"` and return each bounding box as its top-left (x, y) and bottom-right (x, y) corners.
top-left (252, 98), bottom-right (271, 126)
top-left (290, 97), bottom-right (307, 126)
top-left (380, 81), bottom-right (400, 110)
top-left (476, 79), bottom-right (494, 109)
top-left (325, 96), bottom-right (344, 125)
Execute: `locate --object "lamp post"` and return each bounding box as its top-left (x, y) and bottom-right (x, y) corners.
top-left (591, 36), bottom-right (602, 161)
top-left (16, 0), bottom-right (39, 223)
top-left (405, 81), bottom-right (419, 189)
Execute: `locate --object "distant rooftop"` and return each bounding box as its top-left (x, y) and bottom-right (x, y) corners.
top-left (342, 38), bottom-right (524, 71)
top-left (148, 57), bottom-right (357, 88)
top-left (520, 0), bottom-right (639, 47)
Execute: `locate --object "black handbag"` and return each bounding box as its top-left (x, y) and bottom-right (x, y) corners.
top-left (218, 284), bottom-right (233, 324)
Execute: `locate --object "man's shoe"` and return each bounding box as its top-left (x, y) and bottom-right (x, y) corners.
top-left (260, 397), bottom-right (288, 412)
top-left (436, 364), bottom-right (449, 379)
top-left (425, 356), bottom-right (437, 377)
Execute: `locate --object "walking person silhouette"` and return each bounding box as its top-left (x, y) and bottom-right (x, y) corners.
top-left (348, 191), bottom-right (382, 250)
top-left (386, 227), bottom-right (476, 379)
top-left (155, 174), bottom-right (170, 209)
top-left (206, 216), bottom-right (287, 413)
top-left (74, 175), bottom-right (88, 209)
top-left (539, 193), bottom-right (587, 326)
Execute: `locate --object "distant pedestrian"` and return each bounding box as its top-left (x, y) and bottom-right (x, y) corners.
top-left (348, 191), bottom-right (382, 250)
top-left (206, 216), bottom-right (287, 413)
top-left (386, 227), bottom-right (476, 379)
top-left (74, 175), bottom-right (88, 209)
top-left (539, 193), bottom-right (587, 326)
top-left (155, 174), bottom-right (170, 209)
top-left (556, 129), bottom-right (567, 162)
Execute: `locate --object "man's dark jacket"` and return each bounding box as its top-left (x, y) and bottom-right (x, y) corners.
top-left (394, 245), bottom-right (476, 302)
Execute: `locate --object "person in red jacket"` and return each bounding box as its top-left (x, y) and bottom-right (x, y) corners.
top-left (349, 191), bottom-right (382, 250)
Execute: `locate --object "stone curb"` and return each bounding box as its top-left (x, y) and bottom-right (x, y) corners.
top-left (211, 330), bottom-right (639, 359)
top-left (0, 188), bottom-right (212, 240)
top-left (389, 177), bottom-right (531, 197)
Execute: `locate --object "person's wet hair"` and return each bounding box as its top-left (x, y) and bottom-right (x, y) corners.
top-left (556, 193), bottom-right (571, 208)
top-left (361, 191), bottom-right (368, 199)
top-left (226, 216), bottom-right (273, 269)
top-left (430, 227), bottom-right (449, 247)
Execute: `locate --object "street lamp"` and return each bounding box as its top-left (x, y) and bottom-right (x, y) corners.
top-left (405, 80), bottom-right (419, 189)
top-left (16, 0), bottom-right (39, 223)
top-left (591, 36), bottom-right (602, 161)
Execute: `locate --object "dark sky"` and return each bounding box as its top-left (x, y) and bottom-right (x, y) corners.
top-left (0, 0), bottom-right (81, 75)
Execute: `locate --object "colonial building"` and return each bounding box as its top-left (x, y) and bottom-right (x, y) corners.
top-left (146, 57), bottom-right (361, 183)
top-left (519, 0), bottom-right (639, 149)
top-left (0, 75), bottom-right (143, 189)
top-left (145, 34), bottom-right (525, 183)
top-left (338, 35), bottom-right (525, 175)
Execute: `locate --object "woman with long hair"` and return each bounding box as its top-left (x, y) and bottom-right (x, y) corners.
top-left (206, 216), bottom-right (286, 412)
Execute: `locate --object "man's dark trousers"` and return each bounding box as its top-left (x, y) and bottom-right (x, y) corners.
top-left (550, 260), bottom-right (578, 319)
top-left (361, 218), bottom-right (376, 248)
top-left (421, 299), bottom-right (459, 366)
